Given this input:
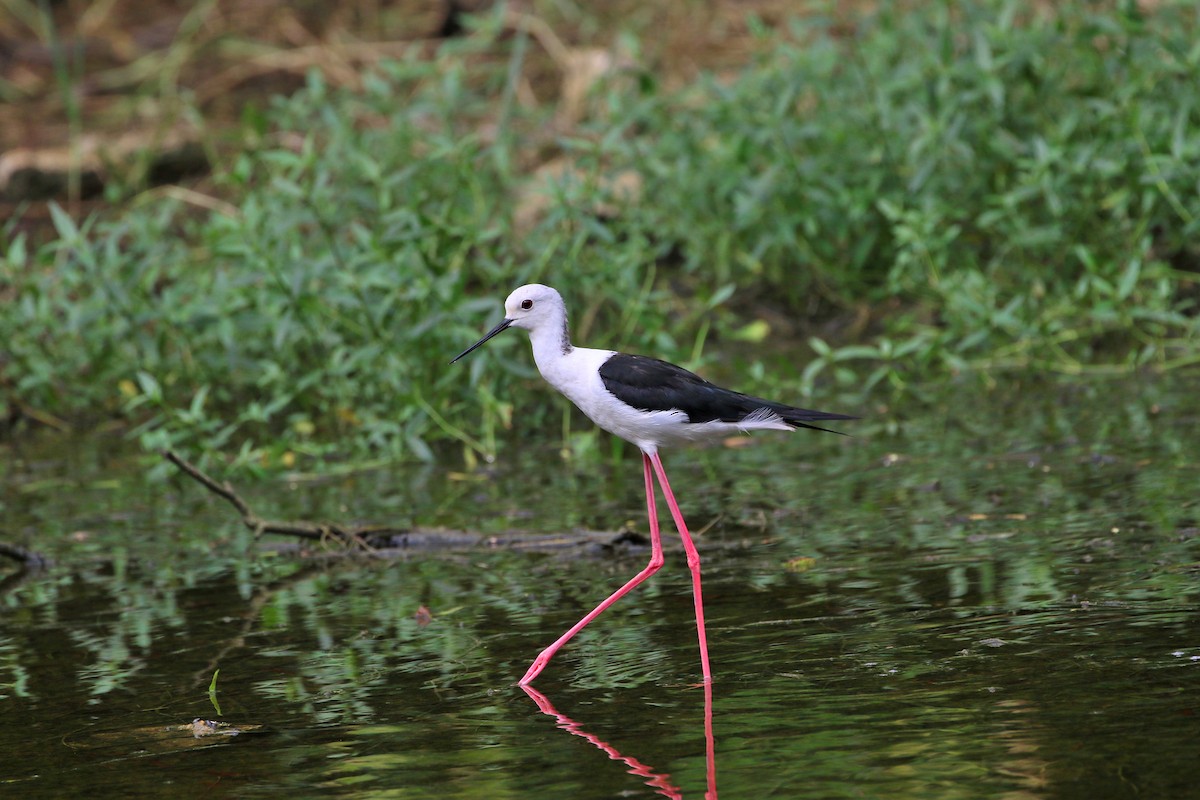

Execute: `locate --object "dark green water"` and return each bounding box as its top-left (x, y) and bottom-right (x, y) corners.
top-left (2, 377), bottom-right (1198, 798)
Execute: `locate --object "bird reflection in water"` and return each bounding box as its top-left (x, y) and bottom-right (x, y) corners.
top-left (520, 682), bottom-right (718, 799)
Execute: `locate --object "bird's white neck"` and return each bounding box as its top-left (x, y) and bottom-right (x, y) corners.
top-left (526, 313), bottom-right (589, 403)
top-left (528, 315), bottom-right (573, 374)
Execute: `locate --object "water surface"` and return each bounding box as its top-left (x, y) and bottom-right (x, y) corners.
top-left (2, 377), bottom-right (1197, 798)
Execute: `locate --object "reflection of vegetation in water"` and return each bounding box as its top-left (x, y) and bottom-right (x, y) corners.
top-left (3, 378), bottom-right (1195, 698)
top-left (2, 3), bottom-right (1198, 471)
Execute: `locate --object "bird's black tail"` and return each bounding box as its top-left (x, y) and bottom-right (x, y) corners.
top-left (779, 407), bottom-right (858, 435)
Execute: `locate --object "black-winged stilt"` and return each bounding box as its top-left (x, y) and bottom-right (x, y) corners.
top-left (452, 283), bottom-right (855, 685)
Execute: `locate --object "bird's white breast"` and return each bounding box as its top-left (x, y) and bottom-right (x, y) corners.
top-left (534, 346), bottom-right (709, 453)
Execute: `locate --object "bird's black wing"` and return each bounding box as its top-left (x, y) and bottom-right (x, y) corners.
top-left (597, 353), bottom-right (856, 432)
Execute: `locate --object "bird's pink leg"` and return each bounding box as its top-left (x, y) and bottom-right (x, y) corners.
top-left (648, 452), bottom-right (713, 685)
top-left (519, 453), bottom-right (665, 685)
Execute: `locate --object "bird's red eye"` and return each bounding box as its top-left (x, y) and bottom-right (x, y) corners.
top-left (520, 299), bottom-right (533, 310)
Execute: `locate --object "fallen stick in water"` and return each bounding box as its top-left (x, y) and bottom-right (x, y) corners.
top-left (162, 449), bottom-right (653, 556)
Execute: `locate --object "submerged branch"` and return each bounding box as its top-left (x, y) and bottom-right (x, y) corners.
top-left (162, 450), bottom-right (647, 556)
top-left (164, 449), bottom-right (356, 543)
top-left (0, 540), bottom-right (51, 598)
top-left (0, 540), bottom-right (51, 569)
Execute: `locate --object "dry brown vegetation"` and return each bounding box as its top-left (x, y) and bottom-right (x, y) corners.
top-left (0, 0), bottom-right (841, 220)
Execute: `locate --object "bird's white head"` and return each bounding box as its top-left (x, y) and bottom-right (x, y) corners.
top-left (502, 283), bottom-right (565, 332)
top-left (450, 283), bottom-right (570, 364)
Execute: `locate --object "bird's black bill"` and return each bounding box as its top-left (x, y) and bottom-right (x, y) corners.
top-left (450, 318), bottom-right (513, 364)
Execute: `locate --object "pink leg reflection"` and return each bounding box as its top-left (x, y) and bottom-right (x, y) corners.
top-left (521, 683), bottom-right (718, 799)
top-left (703, 678), bottom-right (717, 800)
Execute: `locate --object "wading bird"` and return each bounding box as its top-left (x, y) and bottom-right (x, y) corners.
top-left (452, 284), bottom-right (854, 685)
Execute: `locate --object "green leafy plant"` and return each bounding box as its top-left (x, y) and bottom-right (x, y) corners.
top-left (2, 1), bottom-right (1196, 471)
top-left (208, 667), bottom-right (222, 716)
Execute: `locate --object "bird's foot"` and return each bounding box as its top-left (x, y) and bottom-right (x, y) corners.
top-left (518, 653), bottom-right (552, 686)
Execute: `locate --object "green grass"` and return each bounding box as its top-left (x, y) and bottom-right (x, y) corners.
top-left (2, 1), bottom-right (1198, 472)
